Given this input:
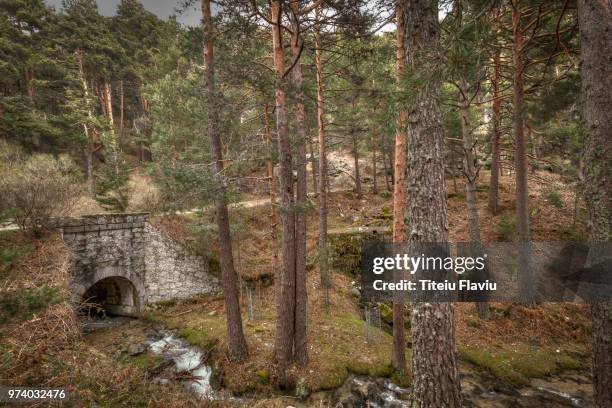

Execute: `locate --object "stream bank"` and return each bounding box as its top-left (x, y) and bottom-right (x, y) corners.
top-left (81, 316), bottom-right (593, 407)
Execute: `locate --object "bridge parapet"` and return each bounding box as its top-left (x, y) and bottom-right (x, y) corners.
top-left (58, 213), bottom-right (149, 234)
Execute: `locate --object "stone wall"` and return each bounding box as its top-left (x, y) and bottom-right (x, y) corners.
top-left (144, 224), bottom-right (220, 303)
top-left (61, 213), bottom-right (148, 314)
top-left (60, 213), bottom-right (220, 315)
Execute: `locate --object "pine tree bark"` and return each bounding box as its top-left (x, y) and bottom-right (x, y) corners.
top-left (119, 79), bottom-right (124, 141)
top-left (271, 0), bottom-right (297, 387)
top-left (459, 82), bottom-right (489, 319)
top-left (456, 2), bottom-right (488, 319)
top-left (289, 0), bottom-right (308, 366)
top-left (137, 86), bottom-right (152, 162)
top-left (102, 79), bottom-right (114, 129)
top-left (315, 4), bottom-right (330, 303)
top-left (309, 137), bottom-right (318, 196)
top-left (350, 96), bottom-right (362, 197)
top-left (459, 92), bottom-right (479, 235)
top-left (77, 50), bottom-right (95, 196)
top-left (202, 0), bottom-right (248, 362)
top-left (404, 1), bottom-right (461, 406)
top-left (488, 47), bottom-right (502, 215)
top-left (370, 108), bottom-right (378, 194)
top-left (511, 0), bottom-right (535, 305)
top-left (101, 78), bottom-right (121, 178)
top-left (264, 101), bottom-right (280, 284)
top-left (392, 0), bottom-right (407, 376)
top-left (382, 147), bottom-right (392, 191)
top-left (577, 1), bottom-right (612, 407)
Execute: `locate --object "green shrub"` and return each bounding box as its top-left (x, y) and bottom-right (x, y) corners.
top-left (0, 242), bottom-right (33, 263)
top-left (95, 152), bottom-right (131, 211)
top-left (544, 186), bottom-right (564, 208)
top-left (496, 212), bottom-right (517, 241)
top-left (0, 285), bottom-right (62, 323)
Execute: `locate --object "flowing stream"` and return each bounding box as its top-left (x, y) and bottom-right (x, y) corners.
top-left (82, 316), bottom-right (593, 407)
top-left (147, 331), bottom-right (214, 398)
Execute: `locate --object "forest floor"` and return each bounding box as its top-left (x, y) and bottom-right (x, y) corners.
top-left (0, 166), bottom-right (594, 407)
top-left (142, 169), bottom-right (592, 406)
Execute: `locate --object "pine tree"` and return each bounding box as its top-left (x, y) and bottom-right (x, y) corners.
top-left (577, 1), bottom-right (612, 406)
top-left (403, 1), bottom-right (462, 405)
top-left (201, 0), bottom-right (248, 362)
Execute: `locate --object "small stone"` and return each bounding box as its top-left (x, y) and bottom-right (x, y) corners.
top-left (208, 310), bottom-right (218, 316)
top-left (126, 343), bottom-right (146, 356)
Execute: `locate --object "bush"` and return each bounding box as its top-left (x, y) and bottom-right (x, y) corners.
top-left (544, 185), bottom-right (564, 208)
top-left (0, 285), bottom-right (62, 323)
top-left (0, 143), bottom-right (82, 234)
top-left (496, 212), bottom-right (517, 241)
top-left (95, 141), bottom-right (131, 211)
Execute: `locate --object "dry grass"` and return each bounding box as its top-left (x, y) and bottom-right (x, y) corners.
top-left (147, 270), bottom-right (405, 397)
top-left (447, 171), bottom-right (586, 243)
top-left (127, 170), bottom-right (162, 213)
top-left (0, 231), bottom-right (68, 292)
top-left (0, 230), bottom-right (224, 407)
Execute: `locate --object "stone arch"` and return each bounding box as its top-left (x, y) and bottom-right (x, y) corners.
top-left (81, 276), bottom-right (140, 316)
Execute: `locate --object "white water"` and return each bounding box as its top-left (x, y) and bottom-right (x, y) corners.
top-left (148, 333), bottom-right (214, 398)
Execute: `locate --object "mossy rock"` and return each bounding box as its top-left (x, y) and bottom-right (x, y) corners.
top-left (460, 344), bottom-right (586, 387)
top-left (255, 369), bottom-right (270, 384)
top-left (328, 228), bottom-right (390, 276)
top-left (120, 353), bottom-right (167, 372)
top-left (379, 303), bottom-right (393, 325)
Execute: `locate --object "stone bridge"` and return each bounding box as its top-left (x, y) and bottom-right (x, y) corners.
top-left (59, 213), bottom-right (219, 316)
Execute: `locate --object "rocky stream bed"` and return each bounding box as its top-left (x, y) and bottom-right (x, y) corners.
top-left (81, 317), bottom-right (594, 407)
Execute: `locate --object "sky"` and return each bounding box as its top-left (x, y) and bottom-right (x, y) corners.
top-left (43, 0), bottom-right (203, 26)
top-left (42, 1), bottom-right (446, 33)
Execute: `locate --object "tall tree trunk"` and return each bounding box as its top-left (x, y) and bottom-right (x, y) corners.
top-left (315, 4), bottom-right (330, 304)
top-left (528, 124), bottom-right (537, 174)
top-left (264, 101), bottom-right (280, 286)
top-left (404, 1), bottom-right (461, 406)
top-left (271, 0), bottom-right (296, 388)
top-left (577, 1), bottom-right (612, 407)
top-left (101, 78), bottom-right (121, 177)
top-left (459, 82), bottom-right (488, 319)
top-left (289, 0), bottom-right (308, 366)
top-left (77, 50), bottom-right (95, 196)
top-left (459, 95), bottom-right (479, 229)
top-left (370, 108), bottom-right (378, 194)
top-left (392, 0), bottom-right (407, 376)
top-left (450, 145), bottom-right (459, 195)
top-left (137, 87), bottom-right (152, 162)
top-left (456, 3), bottom-right (488, 319)
top-left (202, 0), bottom-right (248, 362)
top-left (308, 136), bottom-right (318, 196)
top-left (102, 80), bottom-right (114, 129)
top-left (119, 79), bottom-right (124, 141)
top-left (24, 68), bottom-right (34, 104)
top-left (512, 0), bottom-right (534, 305)
top-left (488, 47), bottom-right (502, 215)
top-left (350, 96), bottom-right (362, 197)
top-left (382, 147), bottom-right (392, 191)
